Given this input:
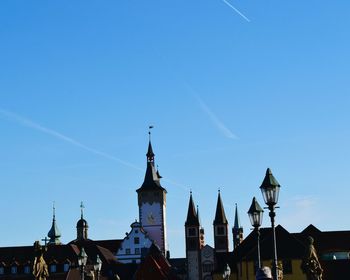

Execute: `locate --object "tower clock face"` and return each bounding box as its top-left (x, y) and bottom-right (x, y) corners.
top-left (141, 202), bottom-right (161, 226)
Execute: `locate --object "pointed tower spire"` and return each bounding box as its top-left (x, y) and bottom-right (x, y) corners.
top-left (232, 203), bottom-right (244, 250)
top-left (137, 128), bottom-right (166, 193)
top-left (213, 190), bottom-right (229, 252)
top-left (234, 203), bottom-right (240, 229)
top-left (185, 191), bottom-right (199, 226)
top-left (214, 190), bottom-right (228, 225)
top-left (47, 202), bottom-right (61, 245)
top-left (185, 191), bottom-right (202, 279)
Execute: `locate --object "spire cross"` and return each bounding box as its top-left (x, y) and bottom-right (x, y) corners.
top-left (80, 201), bottom-right (85, 219)
top-left (41, 237), bottom-right (49, 246)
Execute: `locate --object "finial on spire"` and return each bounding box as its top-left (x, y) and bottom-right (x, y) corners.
top-left (80, 201), bottom-right (85, 219)
top-left (148, 125), bottom-right (154, 141)
top-left (190, 188), bottom-right (192, 195)
top-left (53, 201), bottom-right (56, 220)
top-left (218, 187), bottom-right (221, 193)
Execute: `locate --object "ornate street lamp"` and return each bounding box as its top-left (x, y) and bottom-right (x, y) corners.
top-left (78, 247), bottom-right (88, 280)
top-left (260, 168), bottom-right (281, 280)
top-left (248, 197), bottom-right (264, 269)
top-left (94, 254), bottom-right (102, 280)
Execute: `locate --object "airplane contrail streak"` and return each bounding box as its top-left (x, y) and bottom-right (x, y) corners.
top-left (0, 108), bottom-right (143, 171)
top-left (222, 0), bottom-right (250, 22)
top-left (184, 84), bottom-right (238, 140)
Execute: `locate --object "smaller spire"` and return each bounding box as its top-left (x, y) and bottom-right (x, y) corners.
top-left (47, 202), bottom-right (61, 245)
top-left (234, 203), bottom-right (241, 229)
top-left (156, 165), bottom-right (162, 179)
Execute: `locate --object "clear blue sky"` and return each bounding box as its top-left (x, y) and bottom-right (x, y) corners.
top-left (1, 1), bottom-right (350, 258)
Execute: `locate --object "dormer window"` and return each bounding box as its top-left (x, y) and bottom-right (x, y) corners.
top-left (63, 263), bottom-right (70, 272)
top-left (50, 264), bottom-right (56, 273)
top-left (24, 265), bottom-right (31, 274)
top-left (11, 265), bottom-right (17, 274)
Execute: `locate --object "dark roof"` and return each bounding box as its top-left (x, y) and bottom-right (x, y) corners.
top-left (185, 193), bottom-right (199, 226)
top-left (136, 161), bottom-right (166, 193)
top-left (294, 224), bottom-right (350, 253)
top-left (234, 225), bottom-right (306, 261)
top-left (213, 192), bottom-right (228, 225)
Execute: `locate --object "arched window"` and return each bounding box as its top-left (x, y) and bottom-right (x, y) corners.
top-left (24, 265), bottom-right (31, 274)
top-left (63, 263), bottom-right (70, 272)
top-left (50, 264), bottom-right (56, 273)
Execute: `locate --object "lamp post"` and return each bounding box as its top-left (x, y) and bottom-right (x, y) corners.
top-left (78, 247), bottom-right (88, 280)
top-left (260, 168), bottom-right (281, 280)
top-left (248, 197), bottom-right (264, 269)
top-left (94, 254), bottom-right (102, 280)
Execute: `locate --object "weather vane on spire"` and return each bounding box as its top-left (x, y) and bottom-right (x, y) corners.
top-left (148, 125), bottom-right (154, 141)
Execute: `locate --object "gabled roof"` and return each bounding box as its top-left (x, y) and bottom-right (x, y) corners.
top-left (185, 193), bottom-right (199, 226)
top-left (294, 224), bottom-right (350, 253)
top-left (233, 225), bottom-right (306, 261)
top-left (213, 192), bottom-right (228, 225)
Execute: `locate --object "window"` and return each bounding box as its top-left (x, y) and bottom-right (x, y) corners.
top-left (188, 228), bottom-right (197, 237)
top-left (134, 237), bottom-right (140, 244)
top-left (135, 230), bottom-right (139, 234)
top-left (24, 265), bottom-right (31, 274)
top-left (217, 226), bottom-right (225, 235)
top-left (50, 264), bottom-right (56, 273)
top-left (11, 266), bottom-right (17, 274)
top-left (0, 267), bottom-right (4, 275)
top-left (126, 248), bottom-right (131, 255)
top-left (64, 263), bottom-right (70, 272)
top-left (135, 248), bottom-right (140, 254)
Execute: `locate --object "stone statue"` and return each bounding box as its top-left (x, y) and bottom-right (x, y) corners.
top-left (301, 236), bottom-right (323, 280)
top-left (33, 241), bottom-right (49, 280)
top-left (277, 261), bottom-right (283, 280)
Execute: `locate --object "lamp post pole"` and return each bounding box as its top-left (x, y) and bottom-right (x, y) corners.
top-left (269, 205), bottom-right (278, 280)
top-left (248, 197), bottom-right (264, 270)
top-left (260, 168), bottom-right (281, 280)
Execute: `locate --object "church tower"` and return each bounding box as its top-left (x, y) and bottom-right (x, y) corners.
top-left (232, 203), bottom-right (243, 250)
top-left (77, 202), bottom-right (89, 241)
top-left (47, 203), bottom-right (61, 245)
top-left (185, 192), bottom-right (202, 280)
top-left (137, 131), bottom-right (167, 255)
top-left (213, 190), bottom-right (229, 253)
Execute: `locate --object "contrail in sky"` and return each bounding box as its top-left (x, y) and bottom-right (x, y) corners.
top-left (185, 85), bottom-right (238, 140)
top-left (222, 0), bottom-right (250, 22)
top-left (0, 108), bottom-right (143, 171)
